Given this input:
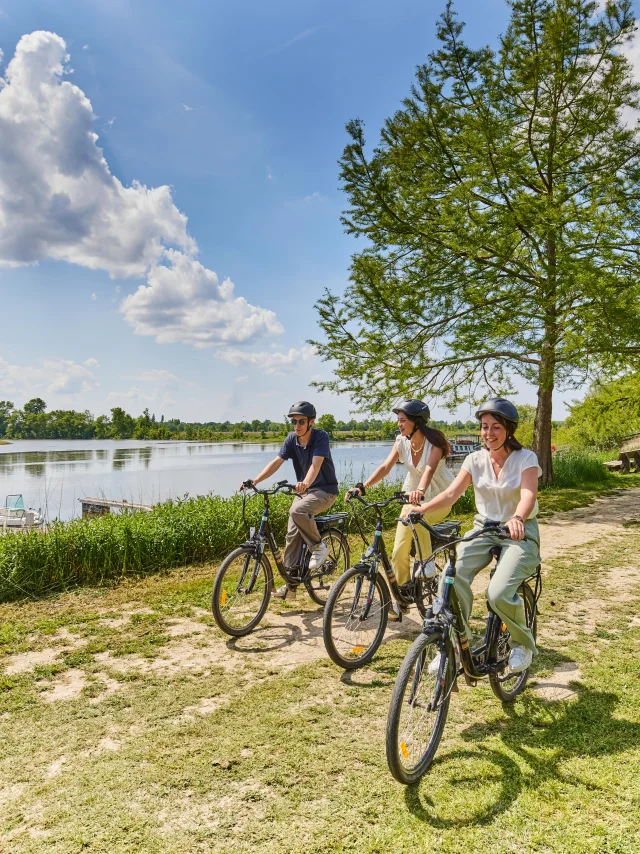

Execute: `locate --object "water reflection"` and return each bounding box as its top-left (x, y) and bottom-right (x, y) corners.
top-left (0, 439), bottom-right (398, 522)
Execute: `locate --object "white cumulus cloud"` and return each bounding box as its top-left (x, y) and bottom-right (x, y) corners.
top-left (0, 31), bottom-right (283, 350)
top-left (215, 345), bottom-right (316, 375)
top-left (131, 369), bottom-right (179, 384)
top-left (84, 357), bottom-right (99, 367)
top-left (121, 251), bottom-right (283, 348)
top-left (0, 355), bottom-right (98, 398)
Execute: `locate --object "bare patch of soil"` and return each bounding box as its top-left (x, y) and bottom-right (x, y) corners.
top-left (41, 669), bottom-right (86, 703)
top-left (532, 662), bottom-right (583, 703)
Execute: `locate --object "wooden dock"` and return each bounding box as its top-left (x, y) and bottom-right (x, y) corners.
top-left (79, 498), bottom-right (154, 518)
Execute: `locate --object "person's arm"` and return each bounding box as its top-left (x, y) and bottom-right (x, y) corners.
top-left (350, 446), bottom-right (400, 496)
top-left (297, 456), bottom-right (324, 493)
top-left (506, 467), bottom-right (539, 541)
top-left (408, 445), bottom-right (444, 505)
top-left (240, 456), bottom-right (285, 490)
top-left (417, 469), bottom-right (472, 516)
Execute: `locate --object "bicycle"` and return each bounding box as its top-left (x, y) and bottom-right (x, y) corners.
top-left (386, 517), bottom-right (541, 784)
top-left (322, 490), bottom-right (462, 670)
top-left (211, 480), bottom-right (350, 637)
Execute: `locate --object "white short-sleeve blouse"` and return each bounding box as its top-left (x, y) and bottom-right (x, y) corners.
top-left (461, 448), bottom-right (542, 523)
top-left (394, 435), bottom-right (454, 497)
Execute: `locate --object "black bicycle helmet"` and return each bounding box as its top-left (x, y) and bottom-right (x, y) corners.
top-left (288, 401), bottom-right (316, 419)
top-left (391, 399), bottom-right (430, 420)
top-left (475, 398), bottom-right (519, 426)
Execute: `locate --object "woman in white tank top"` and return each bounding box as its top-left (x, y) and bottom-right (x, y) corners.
top-left (348, 399), bottom-right (453, 619)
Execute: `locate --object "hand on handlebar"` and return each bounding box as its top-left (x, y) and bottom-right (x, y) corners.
top-left (505, 516), bottom-right (525, 541)
top-left (295, 481), bottom-right (308, 494)
top-left (346, 487), bottom-right (362, 500)
top-left (239, 479), bottom-right (254, 492)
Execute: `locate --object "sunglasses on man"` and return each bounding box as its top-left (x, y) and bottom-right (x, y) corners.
top-left (290, 418), bottom-right (308, 426)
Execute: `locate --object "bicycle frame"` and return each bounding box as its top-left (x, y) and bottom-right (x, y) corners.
top-left (347, 493), bottom-right (412, 608)
top-left (410, 519), bottom-right (541, 683)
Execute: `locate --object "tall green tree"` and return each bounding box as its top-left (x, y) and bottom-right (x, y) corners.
top-left (566, 372), bottom-right (640, 448)
top-left (0, 401), bottom-right (13, 437)
top-left (23, 397), bottom-right (47, 415)
top-left (313, 0), bottom-right (640, 482)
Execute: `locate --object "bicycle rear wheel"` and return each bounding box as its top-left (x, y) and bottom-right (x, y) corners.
top-left (322, 564), bottom-right (389, 670)
top-left (211, 546), bottom-right (273, 637)
top-left (305, 529), bottom-right (350, 606)
top-left (489, 581), bottom-right (537, 702)
top-left (386, 630), bottom-right (454, 784)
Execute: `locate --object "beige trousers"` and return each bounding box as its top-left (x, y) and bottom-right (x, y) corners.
top-left (391, 504), bottom-right (452, 586)
top-left (283, 489), bottom-right (337, 569)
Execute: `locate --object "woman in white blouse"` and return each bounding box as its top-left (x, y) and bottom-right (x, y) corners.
top-left (416, 398), bottom-right (541, 673)
top-left (350, 400), bottom-right (454, 616)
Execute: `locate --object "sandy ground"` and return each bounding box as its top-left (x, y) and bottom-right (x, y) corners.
top-left (3, 488), bottom-right (640, 705)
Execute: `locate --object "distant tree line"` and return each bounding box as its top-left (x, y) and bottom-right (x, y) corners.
top-left (0, 399), bottom-right (481, 442)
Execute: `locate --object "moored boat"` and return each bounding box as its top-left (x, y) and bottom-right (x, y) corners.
top-left (0, 495), bottom-right (44, 529)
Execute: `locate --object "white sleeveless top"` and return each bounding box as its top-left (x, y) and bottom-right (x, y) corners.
top-left (395, 435), bottom-right (454, 497)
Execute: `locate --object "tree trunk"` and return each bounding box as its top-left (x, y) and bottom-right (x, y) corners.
top-left (533, 380), bottom-right (554, 485)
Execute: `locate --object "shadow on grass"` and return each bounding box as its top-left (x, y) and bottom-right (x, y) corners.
top-left (404, 656), bottom-right (640, 828)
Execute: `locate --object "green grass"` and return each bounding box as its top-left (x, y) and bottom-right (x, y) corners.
top-left (0, 522), bottom-right (639, 851)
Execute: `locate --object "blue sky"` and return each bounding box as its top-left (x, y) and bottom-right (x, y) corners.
top-left (0, 0), bottom-right (597, 422)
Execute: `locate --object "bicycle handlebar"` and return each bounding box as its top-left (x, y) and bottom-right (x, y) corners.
top-left (345, 490), bottom-right (409, 509)
top-left (241, 479), bottom-right (297, 496)
top-left (402, 515), bottom-right (517, 544)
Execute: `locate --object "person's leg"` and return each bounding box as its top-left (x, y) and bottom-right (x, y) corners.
top-left (485, 521), bottom-right (540, 655)
top-left (451, 522), bottom-right (494, 639)
top-left (288, 490), bottom-right (336, 552)
top-left (391, 504), bottom-right (452, 586)
top-left (283, 505), bottom-right (304, 570)
top-left (391, 508), bottom-right (414, 587)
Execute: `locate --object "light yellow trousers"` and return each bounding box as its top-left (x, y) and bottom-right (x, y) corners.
top-left (391, 504), bottom-right (452, 586)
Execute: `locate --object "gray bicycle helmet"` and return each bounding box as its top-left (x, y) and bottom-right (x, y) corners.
top-left (288, 401), bottom-right (316, 419)
top-left (475, 398), bottom-right (519, 426)
top-left (391, 399), bottom-right (430, 420)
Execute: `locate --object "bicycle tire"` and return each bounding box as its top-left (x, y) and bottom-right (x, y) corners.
top-left (322, 564), bottom-right (389, 670)
top-left (211, 546), bottom-right (273, 638)
top-left (305, 528), bottom-right (350, 607)
top-left (489, 581), bottom-right (537, 702)
top-left (386, 630), bottom-right (454, 784)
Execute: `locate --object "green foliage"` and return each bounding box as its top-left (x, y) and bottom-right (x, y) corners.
top-left (0, 482), bottom-right (402, 601)
top-left (316, 413), bottom-right (337, 436)
top-left (548, 452), bottom-right (610, 488)
top-left (0, 401), bottom-right (13, 438)
top-left (565, 372), bottom-right (640, 449)
top-left (23, 397), bottom-right (47, 415)
top-left (312, 0), bottom-right (640, 480)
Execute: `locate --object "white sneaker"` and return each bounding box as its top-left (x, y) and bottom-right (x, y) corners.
top-left (308, 541), bottom-right (329, 570)
top-left (272, 584), bottom-right (296, 600)
top-left (508, 645), bottom-right (533, 673)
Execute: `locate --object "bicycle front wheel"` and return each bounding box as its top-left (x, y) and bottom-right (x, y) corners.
top-left (322, 565), bottom-right (389, 670)
top-left (211, 546), bottom-right (273, 637)
top-left (386, 630), bottom-right (454, 784)
top-left (305, 528), bottom-right (350, 606)
top-left (489, 581), bottom-right (537, 702)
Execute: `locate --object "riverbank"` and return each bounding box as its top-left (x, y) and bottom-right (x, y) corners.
top-left (0, 440), bottom-right (10, 445)
top-left (0, 452), bottom-right (638, 601)
top-left (0, 489), bottom-right (639, 851)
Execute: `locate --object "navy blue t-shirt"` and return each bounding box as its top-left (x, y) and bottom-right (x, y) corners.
top-left (278, 429), bottom-right (339, 495)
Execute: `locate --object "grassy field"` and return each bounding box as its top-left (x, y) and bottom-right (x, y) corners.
top-left (0, 493), bottom-right (639, 852)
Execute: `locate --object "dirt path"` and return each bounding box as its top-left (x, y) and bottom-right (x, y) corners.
top-left (4, 489), bottom-right (640, 704)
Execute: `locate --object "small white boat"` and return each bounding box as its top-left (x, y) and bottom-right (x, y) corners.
top-left (0, 495), bottom-right (44, 529)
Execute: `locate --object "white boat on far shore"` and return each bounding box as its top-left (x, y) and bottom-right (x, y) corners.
top-left (0, 495), bottom-right (44, 529)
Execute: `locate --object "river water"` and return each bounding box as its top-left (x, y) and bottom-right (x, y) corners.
top-left (0, 439), bottom-right (406, 522)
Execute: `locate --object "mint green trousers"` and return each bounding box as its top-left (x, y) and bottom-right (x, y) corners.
top-left (452, 516), bottom-right (540, 654)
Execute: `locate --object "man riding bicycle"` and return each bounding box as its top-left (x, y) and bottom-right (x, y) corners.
top-left (240, 401), bottom-right (338, 600)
